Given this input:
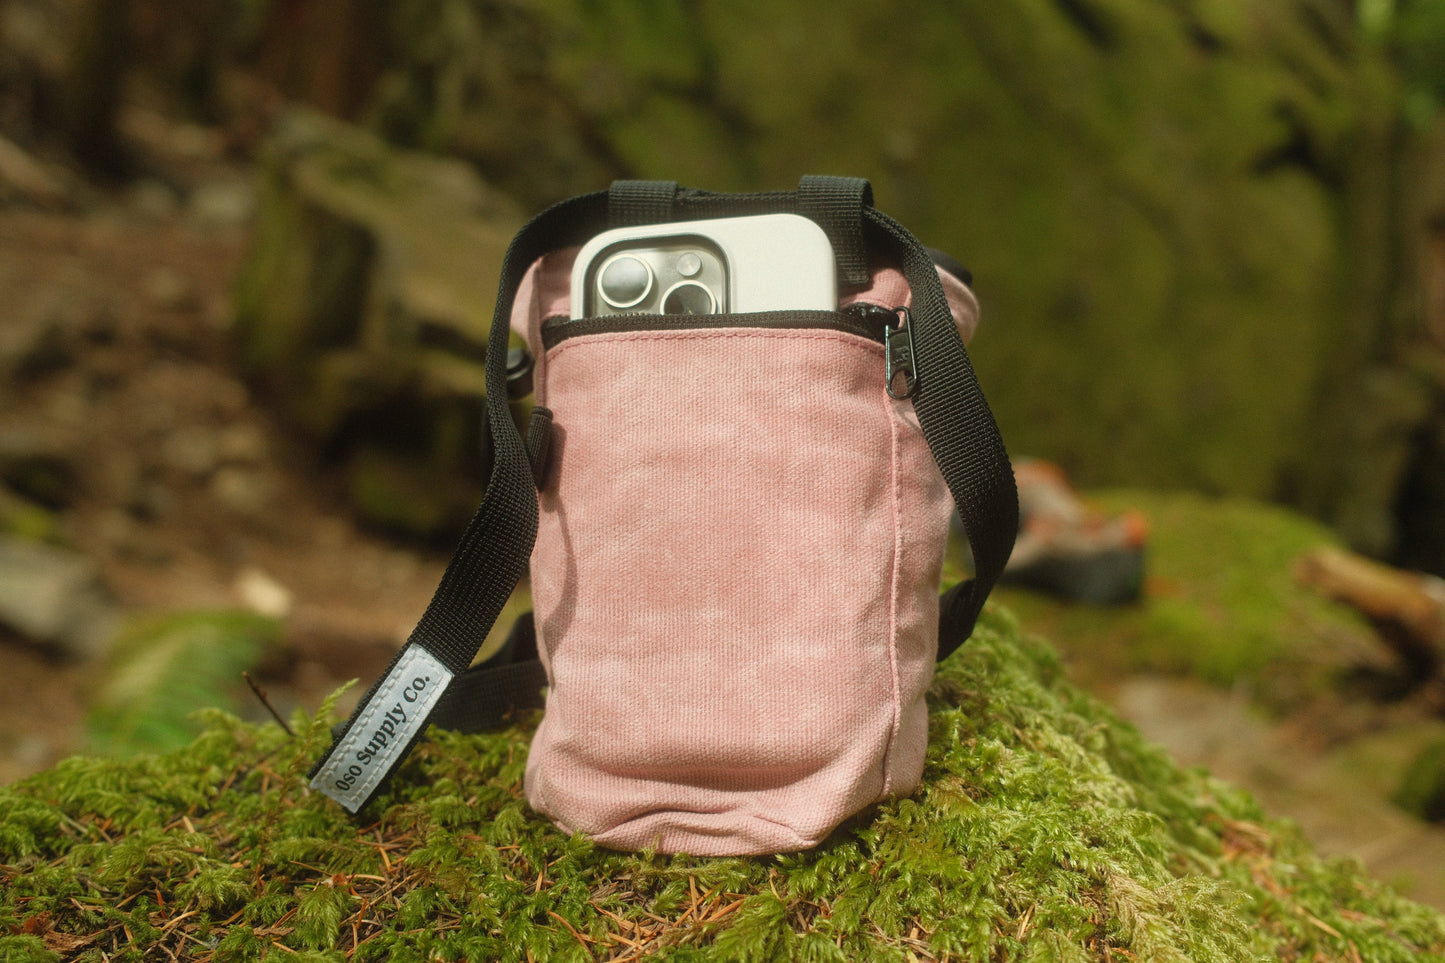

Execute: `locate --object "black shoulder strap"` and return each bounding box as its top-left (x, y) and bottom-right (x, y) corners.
top-left (798, 175), bottom-right (873, 286)
top-left (608, 179), bottom-right (678, 226)
top-left (860, 206), bottom-right (1018, 658)
top-left (309, 180), bottom-right (1016, 809)
top-left (307, 190), bottom-right (609, 814)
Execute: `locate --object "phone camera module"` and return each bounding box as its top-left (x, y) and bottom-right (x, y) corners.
top-left (662, 281), bottom-right (717, 315)
top-left (598, 254), bottom-right (653, 309)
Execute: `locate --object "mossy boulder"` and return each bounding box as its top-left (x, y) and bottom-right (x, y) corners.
top-left (994, 489), bottom-right (1382, 709)
top-left (4, 609), bottom-right (1444, 961)
top-left (230, 1), bottom-right (1445, 557)
top-left (231, 108), bottom-right (525, 539)
top-left (364, 1), bottom-right (1428, 531)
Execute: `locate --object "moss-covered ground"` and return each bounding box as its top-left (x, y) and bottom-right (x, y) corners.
top-left (993, 489), bottom-right (1445, 906)
top-left (993, 489), bottom-right (1384, 708)
top-left (4, 607), bottom-right (1444, 962)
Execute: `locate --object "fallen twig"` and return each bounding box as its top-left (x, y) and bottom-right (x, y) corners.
top-left (243, 671), bottom-right (295, 736)
top-left (1296, 546), bottom-right (1445, 708)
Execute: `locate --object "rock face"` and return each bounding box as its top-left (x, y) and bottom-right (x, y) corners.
top-left (232, 109), bottom-right (525, 537)
top-left (361, 0), bottom-right (1363, 497)
top-left (223, 1), bottom-right (1445, 566)
top-left (0, 535), bottom-right (117, 660)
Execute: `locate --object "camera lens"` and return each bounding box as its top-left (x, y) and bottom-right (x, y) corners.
top-left (598, 255), bottom-right (652, 309)
top-left (675, 252), bottom-right (702, 277)
top-left (662, 281), bottom-right (717, 315)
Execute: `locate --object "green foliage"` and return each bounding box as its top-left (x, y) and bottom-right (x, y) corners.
top-left (295, 880), bottom-right (354, 949)
top-left (85, 610), bottom-right (283, 757)
top-left (175, 862), bottom-right (253, 912)
top-left (0, 935), bottom-right (53, 963)
top-left (0, 795), bottom-right (62, 861)
top-left (3, 608), bottom-right (1444, 959)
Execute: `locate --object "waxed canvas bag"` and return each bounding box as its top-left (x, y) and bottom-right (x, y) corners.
top-left (310, 177), bottom-right (1019, 856)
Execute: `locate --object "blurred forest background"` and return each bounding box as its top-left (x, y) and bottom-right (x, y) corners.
top-left (9, 0), bottom-right (1445, 563)
top-left (9, 0), bottom-right (1445, 905)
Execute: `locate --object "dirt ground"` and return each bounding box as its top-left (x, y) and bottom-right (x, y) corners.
top-left (5, 109), bottom-right (1445, 913)
top-left (0, 112), bottom-right (452, 784)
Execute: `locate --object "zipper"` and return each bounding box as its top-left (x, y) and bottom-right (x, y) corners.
top-left (846, 302), bottom-right (918, 399)
top-left (883, 306), bottom-right (918, 400)
top-left (539, 303), bottom-right (917, 397)
top-left (540, 305), bottom-right (901, 350)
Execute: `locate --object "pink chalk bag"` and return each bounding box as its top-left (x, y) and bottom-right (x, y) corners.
top-left (311, 177), bottom-right (1019, 856)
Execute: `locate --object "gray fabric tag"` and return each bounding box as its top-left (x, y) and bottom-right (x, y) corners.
top-left (310, 646), bottom-right (453, 813)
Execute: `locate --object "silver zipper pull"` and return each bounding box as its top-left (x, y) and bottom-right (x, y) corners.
top-left (885, 306), bottom-right (918, 400)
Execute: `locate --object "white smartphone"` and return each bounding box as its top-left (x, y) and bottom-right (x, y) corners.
top-left (569, 213), bottom-right (837, 319)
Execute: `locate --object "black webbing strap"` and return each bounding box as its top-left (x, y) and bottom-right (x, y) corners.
top-left (427, 614), bottom-right (548, 731)
top-left (798, 175), bottom-right (873, 286)
top-left (861, 206), bottom-right (1019, 658)
top-left (608, 180), bottom-right (678, 227)
top-left (307, 190), bottom-right (611, 813)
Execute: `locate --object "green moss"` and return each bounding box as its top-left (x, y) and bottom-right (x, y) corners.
top-left (996, 490), bottom-right (1375, 703)
top-left (1396, 740), bottom-right (1445, 823)
top-left (0, 488), bottom-right (60, 543)
top-left (3, 609), bottom-right (1442, 960)
top-left (0, 936), bottom-right (50, 962)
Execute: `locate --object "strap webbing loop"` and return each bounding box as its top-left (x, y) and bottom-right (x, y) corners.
top-left (798, 175), bottom-right (874, 286)
top-left (608, 179), bottom-right (679, 226)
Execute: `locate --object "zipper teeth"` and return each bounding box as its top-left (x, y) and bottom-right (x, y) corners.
top-left (540, 306), bottom-right (893, 349)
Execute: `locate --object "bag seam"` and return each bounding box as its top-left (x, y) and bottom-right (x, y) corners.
top-left (880, 388), bottom-right (906, 798)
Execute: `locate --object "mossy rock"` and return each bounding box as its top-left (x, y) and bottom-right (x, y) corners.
top-left (231, 108), bottom-right (526, 539)
top-left (233, 107), bottom-right (524, 394)
top-left (369, 0), bottom-right (1427, 534)
top-left (995, 489), bottom-right (1382, 709)
top-left (4, 608), bottom-right (1444, 961)
top-left (1396, 739), bottom-right (1445, 824)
